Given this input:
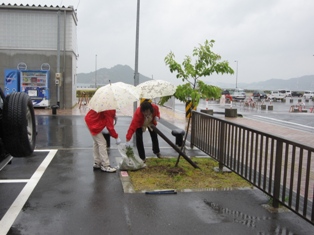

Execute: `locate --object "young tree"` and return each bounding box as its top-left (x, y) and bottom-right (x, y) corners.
top-left (161, 39), bottom-right (234, 107)
top-left (161, 39), bottom-right (234, 167)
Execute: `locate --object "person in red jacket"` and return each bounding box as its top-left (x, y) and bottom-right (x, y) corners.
top-left (225, 94), bottom-right (233, 102)
top-left (85, 109), bottom-right (121, 172)
top-left (126, 101), bottom-right (161, 162)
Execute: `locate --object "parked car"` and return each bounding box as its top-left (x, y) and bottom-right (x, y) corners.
top-left (252, 90), bottom-right (267, 99)
top-left (303, 90), bottom-right (314, 100)
top-left (231, 88), bottom-right (246, 101)
top-left (280, 89), bottom-right (292, 97)
top-left (291, 91), bottom-right (303, 97)
top-left (286, 90), bottom-right (292, 97)
top-left (268, 90), bottom-right (286, 100)
top-left (0, 87), bottom-right (36, 167)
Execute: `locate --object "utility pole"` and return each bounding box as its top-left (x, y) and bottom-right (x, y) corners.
top-left (234, 60), bottom-right (238, 88)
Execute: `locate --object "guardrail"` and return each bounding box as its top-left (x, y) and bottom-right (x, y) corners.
top-left (190, 111), bottom-right (314, 225)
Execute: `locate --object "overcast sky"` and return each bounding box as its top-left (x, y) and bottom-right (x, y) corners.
top-left (4, 0), bottom-right (314, 86)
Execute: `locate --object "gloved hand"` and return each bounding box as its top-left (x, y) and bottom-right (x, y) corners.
top-left (154, 116), bottom-right (160, 122)
top-left (116, 137), bottom-right (121, 145)
top-left (125, 141), bottom-right (131, 147)
top-left (114, 116), bottom-right (118, 125)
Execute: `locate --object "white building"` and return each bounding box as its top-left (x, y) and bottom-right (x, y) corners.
top-left (0, 3), bottom-right (78, 108)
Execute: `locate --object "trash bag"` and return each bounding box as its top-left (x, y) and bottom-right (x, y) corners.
top-left (118, 144), bottom-right (146, 171)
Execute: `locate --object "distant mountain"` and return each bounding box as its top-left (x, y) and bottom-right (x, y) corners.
top-left (77, 64), bottom-right (314, 91)
top-left (212, 75), bottom-right (314, 91)
top-left (77, 64), bottom-right (152, 86)
top-left (242, 75), bottom-right (314, 91)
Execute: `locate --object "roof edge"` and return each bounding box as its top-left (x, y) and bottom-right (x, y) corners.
top-left (0, 3), bottom-right (75, 11)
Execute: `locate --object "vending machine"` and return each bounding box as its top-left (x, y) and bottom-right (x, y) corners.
top-left (20, 70), bottom-right (50, 107)
top-left (4, 69), bottom-right (20, 96)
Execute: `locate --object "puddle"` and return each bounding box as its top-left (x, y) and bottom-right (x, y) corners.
top-left (189, 199), bottom-right (295, 234)
top-left (202, 200), bottom-right (263, 227)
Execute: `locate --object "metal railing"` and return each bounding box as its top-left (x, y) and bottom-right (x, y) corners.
top-left (190, 111), bottom-right (314, 225)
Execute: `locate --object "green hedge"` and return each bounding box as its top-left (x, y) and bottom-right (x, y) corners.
top-left (76, 90), bottom-right (95, 98)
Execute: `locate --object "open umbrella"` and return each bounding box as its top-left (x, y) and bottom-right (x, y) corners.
top-left (88, 82), bottom-right (139, 112)
top-left (136, 80), bottom-right (176, 99)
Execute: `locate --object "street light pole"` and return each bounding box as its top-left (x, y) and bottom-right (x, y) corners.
top-left (133, 0), bottom-right (140, 146)
top-left (234, 60), bottom-right (238, 88)
top-left (134, 0), bottom-right (140, 88)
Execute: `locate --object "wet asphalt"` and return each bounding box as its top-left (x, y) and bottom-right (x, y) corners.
top-left (0, 113), bottom-right (314, 234)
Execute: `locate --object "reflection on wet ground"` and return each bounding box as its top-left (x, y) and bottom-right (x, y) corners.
top-left (202, 200), bottom-right (296, 234)
top-left (204, 200), bottom-right (270, 226)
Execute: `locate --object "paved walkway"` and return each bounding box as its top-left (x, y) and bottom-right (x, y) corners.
top-left (223, 116), bottom-right (314, 147)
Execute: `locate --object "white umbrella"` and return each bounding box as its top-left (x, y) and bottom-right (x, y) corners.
top-left (88, 82), bottom-right (140, 112)
top-left (136, 80), bottom-right (177, 99)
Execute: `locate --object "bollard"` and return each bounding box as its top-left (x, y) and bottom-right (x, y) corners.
top-left (51, 105), bottom-right (59, 115)
top-left (200, 109), bottom-right (213, 115)
top-left (225, 108), bottom-right (237, 117)
top-left (171, 129), bottom-right (185, 147)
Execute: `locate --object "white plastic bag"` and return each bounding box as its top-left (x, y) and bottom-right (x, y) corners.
top-left (118, 144), bottom-right (146, 171)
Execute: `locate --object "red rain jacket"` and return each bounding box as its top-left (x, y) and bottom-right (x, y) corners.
top-left (225, 94), bottom-right (233, 101)
top-left (85, 109), bottom-right (118, 138)
top-left (126, 104), bottom-right (160, 141)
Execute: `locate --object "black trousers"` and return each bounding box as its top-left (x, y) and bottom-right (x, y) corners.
top-left (136, 127), bottom-right (160, 160)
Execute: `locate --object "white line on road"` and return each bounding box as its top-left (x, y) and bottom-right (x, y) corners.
top-left (0, 150), bottom-right (57, 235)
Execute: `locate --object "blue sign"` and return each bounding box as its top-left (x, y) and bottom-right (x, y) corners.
top-left (4, 69), bottom-right (20, 96)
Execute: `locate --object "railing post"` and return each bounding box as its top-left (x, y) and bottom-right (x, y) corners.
top-left (273, 139), bottom-right (283, 208)
top-left (190, 111), bottom-right (195, 149)
top-left (218, 122), bottom-right (225, 171)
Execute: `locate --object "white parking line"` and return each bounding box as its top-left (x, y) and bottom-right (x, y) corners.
top-left (0, 150), bottom-right (57, 235)
top-left (0, 179), bottom-right (29, 183)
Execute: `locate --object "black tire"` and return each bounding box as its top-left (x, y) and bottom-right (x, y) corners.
top-left (2, 92), bottom-right (36, 157)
